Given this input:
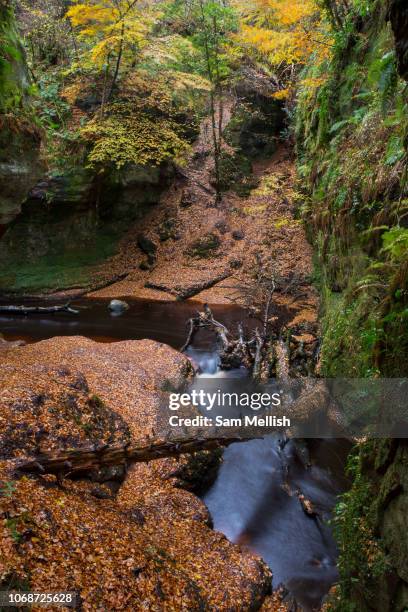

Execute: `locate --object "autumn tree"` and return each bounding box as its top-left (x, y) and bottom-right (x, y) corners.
top-left (190, 0), bottom-right (238, 202)
top-left (66, 0), bottom-right (154, 112)
top-left (16, 0), bottom-right (73, 70)
top-left (233, 0), bottom-right (331, 98)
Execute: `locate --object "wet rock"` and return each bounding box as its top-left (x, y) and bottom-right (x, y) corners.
top-left (108, 299), bottom-right (130, 314)
top-left (229, 258), bottom-right (243, 270)
top-left (185, 233), bottom-right (221, 259)
top-left (137, 234), bottom-right (157, 256)
top-left (232, 229), bottom-right (245, 241)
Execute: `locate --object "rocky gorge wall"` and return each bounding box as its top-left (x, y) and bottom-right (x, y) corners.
top-left (0, 1), bottom-right (177, 295)
top-left (295, 1), bottom-right (408, 610)
top-left (0, 0), bottom-right (44, 228)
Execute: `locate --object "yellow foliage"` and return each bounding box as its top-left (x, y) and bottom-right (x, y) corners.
top-left (81, 105), bottom-right (190, 169)
top-left (233, 0), bottom-right (332, 91)
top-left (66, 0), bottom-right (155, 68)
top-left (272, 88), bottom-right (290, 100)
top-left (61, 82), bottom-right (83, 105)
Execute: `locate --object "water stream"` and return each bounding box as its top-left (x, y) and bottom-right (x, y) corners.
top-left (0, 297), bottom-right (350, 610)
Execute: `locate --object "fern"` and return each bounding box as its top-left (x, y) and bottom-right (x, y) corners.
top-left (378, 51), bottom-right (398, 116)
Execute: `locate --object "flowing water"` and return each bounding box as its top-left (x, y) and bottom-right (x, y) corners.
top-left (0, 297), bottom-right (350, 610)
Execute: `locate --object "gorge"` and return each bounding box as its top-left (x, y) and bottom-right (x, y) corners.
top-left (0, 1), bottom-right (407, 611)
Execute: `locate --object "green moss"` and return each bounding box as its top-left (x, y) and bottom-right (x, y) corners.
top-left (0, 2), bottom-right (30, 112)
top-left (296, 7), bottom-right (408, 377)
top-left (330, 445), bottom-right (390, 612)
top-left (217, 150), bottom-right (257, 196)
top-left (185, 232), bottom-right (221, 259)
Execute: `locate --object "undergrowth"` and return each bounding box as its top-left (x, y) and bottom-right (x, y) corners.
top-left (296, 0), bottom-right (408, 377)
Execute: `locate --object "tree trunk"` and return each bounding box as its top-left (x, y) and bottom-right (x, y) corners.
top-left (17, 434), bottom-right (245, 478)
top-left (107, 22), bottom-right (125, 102)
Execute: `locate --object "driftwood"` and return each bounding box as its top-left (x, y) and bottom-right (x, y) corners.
top-left (182, 304), bottom-right (273, 375)
top-left (0, 303), bottom-right (79, 315)
top-left (17, 434), bottom-right (244, 478)
top-left (145, 270), bottom-right (231, 301)
top-left (180, 304), bottom-right (233, 353)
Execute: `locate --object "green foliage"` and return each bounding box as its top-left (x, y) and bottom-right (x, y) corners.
top-left (190, 0), bottom-right (238, 84)
top-left (0, 2), bottom-right (29, 112)
top-left (330, 447), bottom-right (389, 611)
top-left (384, 134), bottom-right (405, 165)
top-left (0, 481), bottom-right (16, 498)
top-left (297, 6), bottom-right (408, 377)
top-left (375, 51), bottom-right (398, 116)
top-left (319, 288), bottom-right (381, 377)
top-left (382, 227), bottom-right (408, 261)
top-left (33, 71), bottom-right (70, 130)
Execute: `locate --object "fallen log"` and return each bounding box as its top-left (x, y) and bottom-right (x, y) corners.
top-left (145, 270), bottom-right (231, 301)
top-left (15, 380), bottom-right (345, 480)
top-left (16, 434), bottom-right (244, 478)
top-left (0, 303), bottom-right (79, 315)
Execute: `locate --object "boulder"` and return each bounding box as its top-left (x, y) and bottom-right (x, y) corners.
top-left (108, 299), bottom-right (130, 314)
top-left (232, 229), bottom-right (245, 241)
top-left (137, 234), bottom-right (158, 256)
top-left (0, 337), bottom-right (271, 609)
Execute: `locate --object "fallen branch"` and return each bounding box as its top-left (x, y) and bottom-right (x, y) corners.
top-left (0, 303), bottom-right (79, 315)
top-left (145, 270), bottom-right (231, 301)
top-left (17, 434), bottom-right (244, 478)
top-left (181, 304), bottom-right (231, 354)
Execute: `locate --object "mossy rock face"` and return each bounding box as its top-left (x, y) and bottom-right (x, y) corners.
top-left (216, 151), bottom-right (258, 197)
top-left (0, 160), bottom-right (173, 294)
top-left (0, 120), bottom-right (44, 224)
top-left (185, 233), bottom-right (221, 259)
top-left (217, 92), bottom-right (284, 196)
top-left (224, 95), bottom-right (284, 160)
top-left (0, 2), bottom-right (30, 112)
top-left (0, 3), bottom-right (44, 223)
